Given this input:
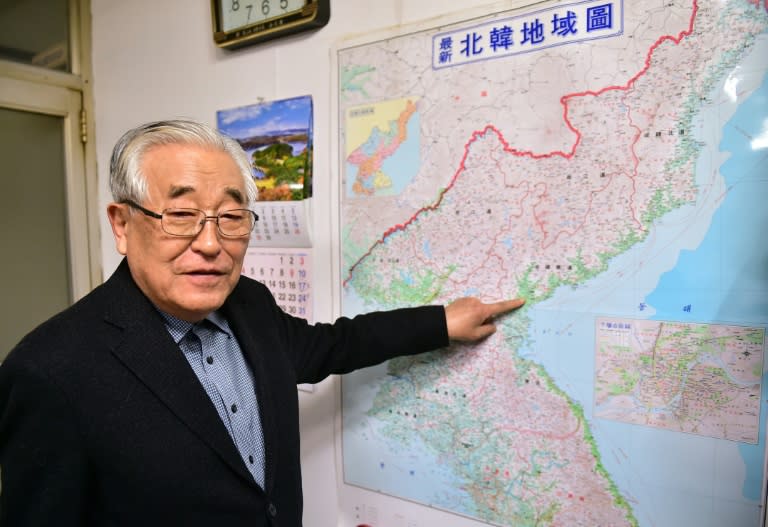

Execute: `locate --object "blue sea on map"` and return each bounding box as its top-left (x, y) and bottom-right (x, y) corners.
top-left (520, 44), bottom-right (768, 526)
top-left (646, 69), bottom-right (768, 504)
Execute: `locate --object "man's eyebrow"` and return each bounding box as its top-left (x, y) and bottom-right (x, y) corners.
top-left (226, 187), bottom-right (246, 204)
top-left (168, 185), bottom-right (194, 198)
top-left (167, 185), bottom-right (245, 204)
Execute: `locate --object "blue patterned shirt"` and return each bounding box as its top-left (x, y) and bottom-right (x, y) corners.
top-left (159, 310), bottom-right (266, 489)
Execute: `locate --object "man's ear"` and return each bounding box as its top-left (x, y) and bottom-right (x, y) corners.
top-left (107, 203), bottom-right (129, 255)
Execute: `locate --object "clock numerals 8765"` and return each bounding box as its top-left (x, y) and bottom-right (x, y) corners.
top-left (224, 0), bottom-right (305, 31)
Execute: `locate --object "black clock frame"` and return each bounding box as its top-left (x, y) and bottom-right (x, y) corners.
top-left (211, 0), bottom-right (330, 49)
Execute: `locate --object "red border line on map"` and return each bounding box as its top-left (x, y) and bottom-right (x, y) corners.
top-left (343, 1), bottom-right (702, 287)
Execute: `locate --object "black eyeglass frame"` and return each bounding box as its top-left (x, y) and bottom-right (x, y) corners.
top-left (121, 199), bottom-right (258, 238)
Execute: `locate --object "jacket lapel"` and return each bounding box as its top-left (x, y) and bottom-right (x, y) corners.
top-left (103, 261), bottom-right (257, 488)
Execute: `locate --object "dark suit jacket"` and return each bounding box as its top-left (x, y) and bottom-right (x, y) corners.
top-left (0, 259), bottom-right (448, 526)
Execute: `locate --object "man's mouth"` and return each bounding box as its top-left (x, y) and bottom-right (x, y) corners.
top-left (187, 268), bottom-right (225, 274)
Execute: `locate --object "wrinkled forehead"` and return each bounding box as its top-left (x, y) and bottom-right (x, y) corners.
top-left (140, 143), bottom-right (248, 203)
top-left (164, 183), bottom-right (247, 205)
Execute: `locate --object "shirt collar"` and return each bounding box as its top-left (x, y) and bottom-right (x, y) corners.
top-left (157, 309), bottom-right (232, 344)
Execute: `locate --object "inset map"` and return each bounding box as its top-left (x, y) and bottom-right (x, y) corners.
top-left (595, 318), bottom-right (764, 443)
top-left (344, 97), bottom-right (420, 198)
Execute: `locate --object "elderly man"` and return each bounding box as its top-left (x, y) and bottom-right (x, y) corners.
top-left (0, 119), bottom-right (524, 526)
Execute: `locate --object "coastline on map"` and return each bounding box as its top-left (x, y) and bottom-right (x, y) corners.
top-left (520, 34), bottom-right (768, 525)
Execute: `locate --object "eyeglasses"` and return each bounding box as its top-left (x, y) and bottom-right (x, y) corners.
top-left (122, 199), bottom-right (258, 238)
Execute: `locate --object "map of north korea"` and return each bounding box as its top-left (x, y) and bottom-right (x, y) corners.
top-left (337, 1), bottom-right (768, 526)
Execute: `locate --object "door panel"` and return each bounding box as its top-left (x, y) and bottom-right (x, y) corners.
top-left (0, 107), bottom-right (71, 356)
top-left (0, 76), bottom-right (94, 360)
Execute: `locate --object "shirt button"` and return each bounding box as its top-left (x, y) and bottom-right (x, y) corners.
top-left (206, 356), bottom-right (214, 364)
top-left (231, 404), bottom-right (238, 413)
top-left (248, 455), bottom-right (254, 464)
top-left (267, 503), bottom-right (277, 517)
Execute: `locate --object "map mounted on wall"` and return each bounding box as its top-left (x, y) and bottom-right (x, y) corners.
top-left (335, 1), bottom-right (768, 526)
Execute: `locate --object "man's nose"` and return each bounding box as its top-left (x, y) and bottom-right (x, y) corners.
top-left (191, 217), bottom-right (222, 253)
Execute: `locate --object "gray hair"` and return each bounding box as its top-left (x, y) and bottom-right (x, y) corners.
top-left (109, 119), bottom-right (258, 204)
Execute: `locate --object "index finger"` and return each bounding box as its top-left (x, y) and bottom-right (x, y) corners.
top-left (485, 297), bottom-right (526, 317)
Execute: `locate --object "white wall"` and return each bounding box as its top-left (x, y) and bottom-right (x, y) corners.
top-left (90, 1), bottom-right (501, 524)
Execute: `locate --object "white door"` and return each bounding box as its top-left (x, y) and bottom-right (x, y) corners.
top-left (0, 77), bottom-right (95, 359)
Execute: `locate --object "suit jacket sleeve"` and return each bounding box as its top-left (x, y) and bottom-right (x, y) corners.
top-left (227, 277), bottom-right (450, 385)
top-left (0, 345), bottom-right (89, 526)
